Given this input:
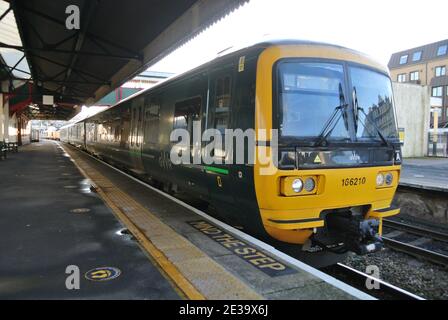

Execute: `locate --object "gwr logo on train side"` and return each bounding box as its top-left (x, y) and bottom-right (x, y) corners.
top-left (188, 220), bottom-right (297, 277)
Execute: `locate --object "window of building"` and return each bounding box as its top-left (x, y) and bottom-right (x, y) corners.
top-left (435, 66), bottom-right (446, 77)
top-left (399, 55), bottom-right (408, 64)
top-left (437, 44), bottom-right (447, 56)
top-left (397, 74), bottom-right (406, 82)
top-left (412, 51), bottom-right (422, 61)
top-left (432, 86), bottom-right (443, 97)
top-left (410, 71), bottom-right (419, 81)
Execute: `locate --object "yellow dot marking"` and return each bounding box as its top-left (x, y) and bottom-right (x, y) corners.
top-left (90, 270), bottom-right (111, 279)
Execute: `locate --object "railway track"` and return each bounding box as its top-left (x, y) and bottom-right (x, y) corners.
top-left (382, 219), bottom-right (448, 267)
top-left (326, 263), bottom-right (424, 300)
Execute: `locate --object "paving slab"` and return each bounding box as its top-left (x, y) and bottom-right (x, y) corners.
top-left (400, 157), bottom-right (448, 192)
top-left (0, 141), bottom-right (180, 299)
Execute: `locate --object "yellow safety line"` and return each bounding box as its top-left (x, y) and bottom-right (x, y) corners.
top-left (96, 187), bottom-right (205, 300)
top-left (62, 144), bottom-right (205, 300)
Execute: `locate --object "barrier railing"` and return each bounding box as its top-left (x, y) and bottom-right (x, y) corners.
top-left (428, 132), bottom-right (448, 157)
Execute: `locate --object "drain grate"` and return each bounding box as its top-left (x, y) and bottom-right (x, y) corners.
top-left (70, 208), bottom-right (91, 214)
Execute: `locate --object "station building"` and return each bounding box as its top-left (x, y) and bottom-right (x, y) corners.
top-left (388, 39), bottom-right (448, 124)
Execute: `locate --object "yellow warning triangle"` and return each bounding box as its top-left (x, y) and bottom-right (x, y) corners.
top-left (314, 155), bottom-right (322, 163)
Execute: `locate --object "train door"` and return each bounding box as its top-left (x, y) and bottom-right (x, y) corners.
top-left (141, 94), bottom-right (162, 179)
top-left (129, 96), bottom-right (145, 173)
top-left (171, 95), bottom-right (206, 194)
top-left (205, 67), bottom-right (237, 218)
top-left (82, 122), bottom-right (86, 149)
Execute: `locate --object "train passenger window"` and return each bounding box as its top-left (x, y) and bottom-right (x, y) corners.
top-left (173, 97), bottom-right (201, 149)
top-left (215, 76), bottom-right (231, 109)
top-left (212, 75), bottom-right (232, 133)
top-left (173, 97), bottom-right (201, 130)
top-left (130, 108), bottom-right (135, 146)
top-left (114, 125), bottom-right (120, 142)
top-left (130, 106), bottom-right (141, 147)
top-left (210, 75), bottom-right (232, 158)
top-left (136, 106), bottom-right (142, 146)
top-left (109, 125), bottom-right (114, 142)
top-left (94, 123), bottom-right (98, 142)
top-left (145, 96), bottom-right (161, 145)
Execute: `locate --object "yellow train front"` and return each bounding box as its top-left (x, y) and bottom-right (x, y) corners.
top-left (252, 41), bottom-right (401, 265)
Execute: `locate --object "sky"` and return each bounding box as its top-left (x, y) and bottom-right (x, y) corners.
top-left (148, 0), bottom-right (448, 74)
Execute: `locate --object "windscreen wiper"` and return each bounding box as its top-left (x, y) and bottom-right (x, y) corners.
top-left (313, 83), bottom-right (349, 147)
top-left (353, 86), bottom-right (391, 147)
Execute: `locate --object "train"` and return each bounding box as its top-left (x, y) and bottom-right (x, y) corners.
top-left (46, 129), bottom-right (60, 141)
top-left (61, 40), bottom-right (402, 267)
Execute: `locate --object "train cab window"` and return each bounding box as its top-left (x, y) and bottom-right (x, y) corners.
top-left (277, 62), bottom-right (349, 140)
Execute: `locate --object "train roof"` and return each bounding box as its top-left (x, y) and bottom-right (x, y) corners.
top-left (68, 39), bottom-right (383, 126)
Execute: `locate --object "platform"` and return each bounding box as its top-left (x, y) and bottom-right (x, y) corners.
top-left (0, 141), bottom-right (180, 299)
top-left (400, 158), bottom-right (448, 192)
top-left (0, 140), bottom-right (372, 300)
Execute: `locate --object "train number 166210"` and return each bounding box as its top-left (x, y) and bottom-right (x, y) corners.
top-left (342, 177), bottom-right (367, 187)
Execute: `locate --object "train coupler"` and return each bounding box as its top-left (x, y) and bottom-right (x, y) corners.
top-left (325, 212), bottom-right (384, 255)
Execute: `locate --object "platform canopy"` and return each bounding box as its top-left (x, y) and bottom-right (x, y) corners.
top-left (0, 0), bottom-right (247, 119)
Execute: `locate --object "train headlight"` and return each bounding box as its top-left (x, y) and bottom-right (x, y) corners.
top-left (376, 173), bottom-right (385, 186)
top-left (292, 179), bottom-right (303, 193)
top-left (281, 176), bottom-right (319, 196)
top-left (385, 173), bottom-right (393, 185)
top-left (304, 177), bottom-right (316, 192)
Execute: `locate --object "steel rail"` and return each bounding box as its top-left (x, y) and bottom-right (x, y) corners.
top-left (333, 263), bottom-right (424, 300)
top-left (383, 219), bottom-right (448, 243)
top-left (382, 236), bottom-right (448, 267)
